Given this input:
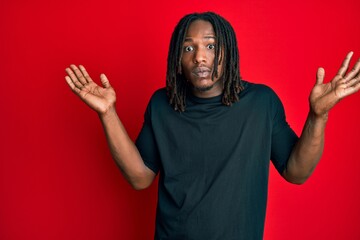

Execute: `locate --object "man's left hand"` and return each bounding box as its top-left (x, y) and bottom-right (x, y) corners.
top-left (310, 51), bottom-right (360, 119)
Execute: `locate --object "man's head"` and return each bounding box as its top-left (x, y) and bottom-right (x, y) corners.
top-left (166, 12), bottom-right (243, 111)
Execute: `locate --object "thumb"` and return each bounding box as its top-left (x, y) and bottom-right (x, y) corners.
top-left (100, 73), bottom-right (111, 88)
top-left (316, 67), bottom-right (325, 85)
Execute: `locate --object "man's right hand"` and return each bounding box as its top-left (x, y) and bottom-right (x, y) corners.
top-left (65, 65), bottom-right (116, 115)
top-left (65, 65), bottom-right (155, 190)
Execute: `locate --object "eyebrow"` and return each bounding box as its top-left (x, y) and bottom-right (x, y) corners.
top-left (184, 36), bottom-right (216, 42)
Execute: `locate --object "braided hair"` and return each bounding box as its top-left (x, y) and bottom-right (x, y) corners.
top-left (166, 12), bottom-right (243, 112)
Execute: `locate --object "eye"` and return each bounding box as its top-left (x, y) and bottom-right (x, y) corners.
top-left (184, 46), bottom-right (194, 52)
top-left (207, 44), bottom-right (215, 50)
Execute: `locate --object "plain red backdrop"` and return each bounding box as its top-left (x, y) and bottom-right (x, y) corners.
top-left (1, 0), bottom-right (359, 239)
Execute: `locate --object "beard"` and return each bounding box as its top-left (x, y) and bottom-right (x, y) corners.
top-left (191, 77), bottom-right (224, 93)
top-left (192, 84), bottom-right (215, 92)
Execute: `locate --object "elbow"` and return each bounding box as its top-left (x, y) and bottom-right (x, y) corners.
top-left (286, 177), bottom-right (308, 185)
top-left (130, 180), bottom-right (152, 191)
top-left (127, 169), bottom-right (155, 191)
top-left (282, 170), bottom-right (311, 185)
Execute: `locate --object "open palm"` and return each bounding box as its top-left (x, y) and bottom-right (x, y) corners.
top-left (310, 52), bottom-right (360, 117)
top-left (65, 65), bottom-right (116, 114)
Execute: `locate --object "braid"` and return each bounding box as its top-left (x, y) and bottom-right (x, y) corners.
top-left (166, 12), bottom-right (243, 111)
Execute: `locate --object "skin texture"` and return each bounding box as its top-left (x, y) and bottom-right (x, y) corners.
top-left (284, 52), bottom-right (360, 184)
top-left (181, 20), bottom-right (224, 98)
top-left (65, 19), bottom-right (360, 188)
top-left (65, 65), bottom-right (155, 190)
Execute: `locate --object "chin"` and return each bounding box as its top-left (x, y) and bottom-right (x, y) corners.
top-left (193, 84), bottom-right (214, 92)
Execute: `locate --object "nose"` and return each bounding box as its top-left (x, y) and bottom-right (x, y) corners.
top-left (193, 47), bottom-right (206, 64)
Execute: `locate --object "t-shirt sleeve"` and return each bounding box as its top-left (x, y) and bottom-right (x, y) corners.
top-left (270, 93), bottom-right (299, 174)
top-left (135, 100), bottom-right (161, 175)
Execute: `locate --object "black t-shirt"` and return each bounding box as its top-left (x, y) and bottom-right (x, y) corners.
top-left (136, 81), bottom-right (298, 240)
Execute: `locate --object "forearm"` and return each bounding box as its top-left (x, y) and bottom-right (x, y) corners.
top-left (283, 111), bottom-right (328, 184)
top-left (99, 107), bottom-right (155, 190)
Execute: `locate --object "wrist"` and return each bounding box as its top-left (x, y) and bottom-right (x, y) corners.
top-left (309, 110), bottom-right (328, 125)
top-left (99, 104), bottom-right (117, 119)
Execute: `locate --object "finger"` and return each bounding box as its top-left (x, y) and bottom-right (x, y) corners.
top-left (343, 80), bottom-right (360, 97)
top-left (65, 76), bottom-right (81, 94)
top-left (100, 74), bottom-right (111, 88)
top-left (70, 64), bottom-right (88, 85)
top-left (344, 76), bottom-right (360, 88)
top-left (79, 65), bottom-right (94, 83)
top-left (337, 51), bottom-right (353, 76)
top-left (316, 67), bottom-right (325, 85)
top-left (344, 57), bottom-right (360, 81)
top-left (65, 67), bottom-right (84, 89)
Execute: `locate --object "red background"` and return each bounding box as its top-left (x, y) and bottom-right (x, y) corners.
top-left (1, 0), bottom-right (359, 239)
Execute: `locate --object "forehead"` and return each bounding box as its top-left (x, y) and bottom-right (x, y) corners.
top-left (185, 20), bottom-right (215, 37)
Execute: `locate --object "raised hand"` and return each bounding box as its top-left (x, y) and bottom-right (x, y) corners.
top-left (65, 65), bottom-right (116, 115)
top-left (310, 52), bottom-right (360, 118)
top-left (65, 65), bottom-right (155, 189)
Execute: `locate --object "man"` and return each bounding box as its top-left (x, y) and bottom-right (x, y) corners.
top-left (65, 12), bottom-right (360, 240)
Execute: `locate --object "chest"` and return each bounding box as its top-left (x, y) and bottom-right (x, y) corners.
top-left (152, 103), bottom-right (273, 179)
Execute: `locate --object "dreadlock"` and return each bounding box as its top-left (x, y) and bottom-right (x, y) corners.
top-left (166, 12), bottom-right (244, 112)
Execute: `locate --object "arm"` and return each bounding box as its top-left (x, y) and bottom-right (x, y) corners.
top-left (65, 65), bottom-right (156, 190)
top-left (282, 52), bottom-right (360, 184)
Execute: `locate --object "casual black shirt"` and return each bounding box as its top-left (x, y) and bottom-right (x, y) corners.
top-left (136, 81), bottom-right (299, 240)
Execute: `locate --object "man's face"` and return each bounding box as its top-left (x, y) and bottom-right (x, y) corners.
top-left (181, 20), bottom-right (224, 98)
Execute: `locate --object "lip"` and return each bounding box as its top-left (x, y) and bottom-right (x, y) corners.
top-left (192, 67), bottom-right (212, 78)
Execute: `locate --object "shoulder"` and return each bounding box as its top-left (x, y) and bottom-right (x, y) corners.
top-left (145, 88), bottom-right (173, 115)
top-left (151, 87), bottom-right (167, 100)
top-left (239, 80), bottom-right (285, 117)
top-left (240, 81), bottom-right (288, 122)
top-left (241, 80), bottom-right (279, 101)
top-left (148, 88), bottom-right (168, 105)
